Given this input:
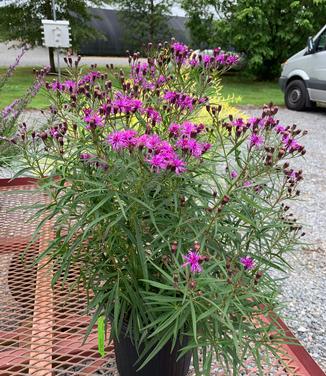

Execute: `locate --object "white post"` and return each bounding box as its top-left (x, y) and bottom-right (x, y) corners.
top-left (51, 0), bottom-right (61, 80)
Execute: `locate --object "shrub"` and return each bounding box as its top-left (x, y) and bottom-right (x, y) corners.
top-left (16, 42), bottom-right (305, 374)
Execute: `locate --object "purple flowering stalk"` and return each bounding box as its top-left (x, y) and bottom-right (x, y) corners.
top-left (0, 46), bottom-right (27, 90)
top-left (1, 66), bottom-right (49, 145)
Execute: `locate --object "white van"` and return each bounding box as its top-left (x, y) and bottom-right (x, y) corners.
top-left (279, 24), bottom-right (326, 110)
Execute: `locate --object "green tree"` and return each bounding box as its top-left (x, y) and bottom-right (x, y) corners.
top-left (181, 0), bottom-right (326, 79)
top-left (0, 0), bottom-right (110, 72)
top-left (109, 0), bottom-right (173, 51)
top-left (180, 0), bottom-right (220, 49)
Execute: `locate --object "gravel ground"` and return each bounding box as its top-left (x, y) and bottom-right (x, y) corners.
top-left (242, 105), bottom-right (326, 371)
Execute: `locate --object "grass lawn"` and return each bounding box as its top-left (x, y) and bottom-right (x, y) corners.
top-left (0, 67), bottom-right (284, 110)
top-left (221, 75), bottom-right (284, 106)
top-left (0, 67), bottom-right (49, 109)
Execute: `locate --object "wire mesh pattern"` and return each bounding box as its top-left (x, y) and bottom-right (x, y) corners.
top-left (0, 180), bottom-right (324, 376)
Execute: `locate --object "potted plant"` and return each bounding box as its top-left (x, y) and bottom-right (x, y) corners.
top-left (14, 41), bottom-right (306, 375)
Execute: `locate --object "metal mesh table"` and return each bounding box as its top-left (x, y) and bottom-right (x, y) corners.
top-left (0, 178), bottom-right (324, 376)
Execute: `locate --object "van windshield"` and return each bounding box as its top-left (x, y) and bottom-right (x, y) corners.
top-left (316, 30), bottom-right (326, 52)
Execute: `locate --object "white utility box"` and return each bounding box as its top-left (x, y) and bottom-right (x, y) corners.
top-left (41, 20), bottom-right (71, 48)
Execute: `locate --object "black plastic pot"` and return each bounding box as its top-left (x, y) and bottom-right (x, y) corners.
top-left (113, 325), bottom-right (192, 376)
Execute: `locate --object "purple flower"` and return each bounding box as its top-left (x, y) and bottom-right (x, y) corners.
top-left (106, 129), bottom-right (138, 150)
top-left (226, 55), bottom-right (239, 65)
top-left (84, 112), bottom-right (104, 129)
top-left (201, 143), bottom-right (211, 153)
top-left (181, 121), bottom-right (197, 137)
top-left (156, 75), bottom-right (167, 86)
top-left (1, 100), bottom-right (19, 119)
top-left (7, 47), bottom-right (27, 76)
top-left (148, 154), bottom-right (169, 170)
top-left (164, 91), bottom-right (177, 102)
top-left (144, 134), bottom-right (162, 150)
top-left (78, 71), bottom-right (101, 85)
top-left (275, 124), bottom-right (286, 133)
top-left (243, 181), bottom-right (252, 187)
top-left (113, 94), bottom-right (142, 113)
top-left (282, 136), bottom-right (302, 152)
top-left (136, 134), bottom-right (149, 148)
top-left (64, 80), bottom-right (76, 91)
top-left (141, 107), bottom-right (162, 124)
top-left (171, 42), bottom-right (188, 55)
top-left (80, 153), bottom-right (92, 160)
top-left (49, 128), bottom-right (60, 138)
top-left (99, 102), bottom-right (112, 115)
top-left (50, 81), bottom-right (63, 91)
top-left (156, 140), bottom-right (174, 154)
top-left (163, 91), bottom-right (198, 111)
top-left (188, 139), bottom-right (204, 158)
top-left (169, 158), bottom-right (186, 174)
top-left (230, 170), bottom-right (238, 179)
top-left (232, 118), bottom-right (245, 128)
top-left (215, 53), bottom-right (226, 65)
top-left (248, 117), bottom-right (259, 126)
top-left (240, 257), bottom-right (255, 270)
top-left (168, 123), bottom-right (181, 137)
top-left (171, 42), bottom-right (189, 64)
top-left (179, 96), bottom-right (195, 111)
top-left (189, 58), bottom-right (199, 67)
top-left (249, 134), bottom-right (264, 148)
top-left (202, 54), bottom-right (212, 66)
top-left (182, 250), bottom-right (202, 273)
top-left (176, 138), bottom-right (210, 158)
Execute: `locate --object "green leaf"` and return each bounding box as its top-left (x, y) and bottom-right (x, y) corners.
top-left (97, 316), bottom-right (106, 358)
top-left (190, 300), bottom-right (197, 343)
top-left (140, 279), bottom-right (176, 291)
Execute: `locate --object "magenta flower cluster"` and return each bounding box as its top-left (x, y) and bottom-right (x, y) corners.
top-left (229, 115), bottom-right (304, 153)
top-left (170, 42), bottom-right (239, 69)
top-left (131, 62), bottom-right (167, 90)
top-left (106, 130), bottom-right (189, 174)
top-left (164, 91), bottom-right (206, 111)
top-left (47, 71), bottom-right (102, 93)
top-left (105, 119), bottom-right (211, 174)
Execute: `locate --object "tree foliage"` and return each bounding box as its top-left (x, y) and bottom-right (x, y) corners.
top-left (181, 0), bottom-right (326, 79)
top-left (108, 0), bottom-right (173, 51)
top-left (180, 0), bottom-right (220, 49)
top-left (0, 0), bottom-right (110, 71)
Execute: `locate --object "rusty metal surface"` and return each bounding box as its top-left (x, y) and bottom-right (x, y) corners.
top-left (0, 179), bottom-right (324, 376)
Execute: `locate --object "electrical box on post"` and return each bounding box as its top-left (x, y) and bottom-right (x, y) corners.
top-left (41, 20), bottom-right (71, 48)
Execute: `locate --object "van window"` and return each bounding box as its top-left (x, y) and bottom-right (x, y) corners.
top-left (316, 30), bottom-right (326, 52)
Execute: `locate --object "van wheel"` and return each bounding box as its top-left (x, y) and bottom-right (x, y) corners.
top-left (285, 80), bottom-right (308, 111)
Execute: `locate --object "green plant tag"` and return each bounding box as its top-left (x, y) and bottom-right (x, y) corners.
top-left (97, 316), bottom-right (105, 357)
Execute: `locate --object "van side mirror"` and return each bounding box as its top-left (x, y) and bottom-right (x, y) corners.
top-left (307, 36), bottom-right (314, 53)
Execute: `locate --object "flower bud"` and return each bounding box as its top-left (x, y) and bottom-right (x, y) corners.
top-left (222, 195), bottom-right (230, 204)
top-left (171, 241), bottom-right (178, 253)
top-left (188, 279), bottom-right (197, 289)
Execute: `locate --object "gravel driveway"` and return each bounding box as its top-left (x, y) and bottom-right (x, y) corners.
top-left (242, 106), bottom-right (326, 371)
top-left (0, 42), bottom-right (135, 68)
